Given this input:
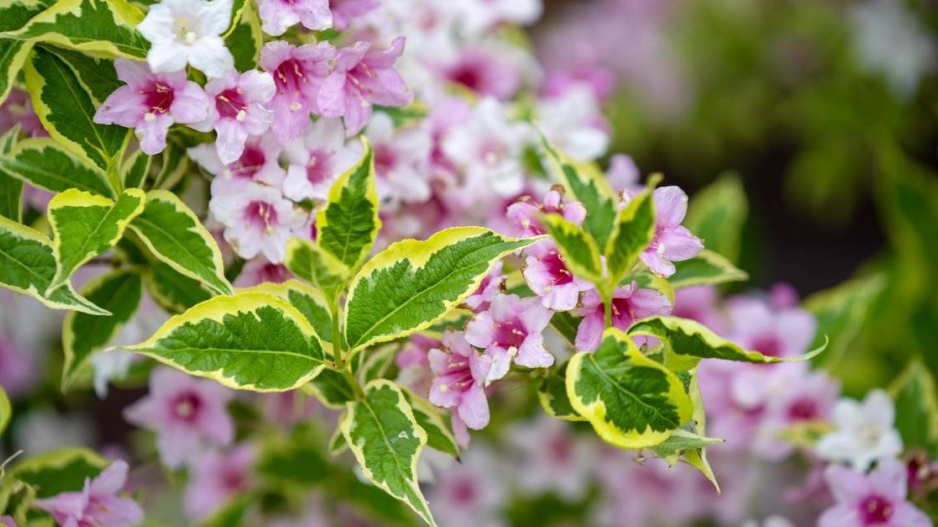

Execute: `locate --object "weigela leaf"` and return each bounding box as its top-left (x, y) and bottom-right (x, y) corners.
top-left (668, 250), bottom-right (748, 289)
top-left (538, 361), bottom-right (585, 422)
top-left (403, 388), bottom-right (460, 459)
top-left (144, 261), bottom-right (213, 315)
top-left (0, 126), bottom-right (23, 222)
top-left (303, 369), bottom-right (356, 410)
top-left (685, 172), bottom-right (748, 263)
top-left (804, 273), bottom-right (884, 367)
top-left (7, 448), bottom-right (107, 498)
top-left (239, 280), bottom-right (334, 348)
top-left (342, 380), bottom-right (436, 526)
top-left (889, 360), bottom-right (938, 456)
top-left (0, 138), bottom-right (114, 197)
top-left (540, 214), bottom-right (603, 284)
top-left (344, 226), bottom-right (533, 352)
top-left (566, 328), bottom-right (693, 449)
top-left (0, 385), bottom-right (9, 438)
top-left (0, 40), bottom-right (32, 108)
top-left (121, 148), bottom-right (151, 189)
top-left (124, 292), bottom-right (328, 392)
top-left (605, 184), bottom-right (656, 287)
top-left (285, 238), bottom-right (350, 305)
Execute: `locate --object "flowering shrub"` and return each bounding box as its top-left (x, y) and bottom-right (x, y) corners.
top-left (0, 1), bottom-right (937, 526)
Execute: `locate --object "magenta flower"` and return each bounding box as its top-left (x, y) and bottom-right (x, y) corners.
top-left (522, 241), bottom-right (593, 311)
top-left (258, 0), bottom-right (332, 36)
top-left (94, 60), bottom-right (210, 155)
top-left (185, 444), bottom-right (256, 519)
top-left (191, 71), bottom-right (276, 164)
top-left (465, 293), bottom-right (555, 374)
top-left (190, 134), bottom-right (286, 196)
top-left (575, 284), bottom-right (672, 351)
top-left (260, 41), bottom-right (335, 144)
top-left (210, 183), bottom-right (309, 263)
top-left (725, 295), bottom-right (817, 359)
top-left (439, 47), bottom-right (520, 100)
top-left (33, 460), bottom-right (143, 527)
top-left (819, 460), bottom-right (931, 527)
top-left (635, 186), bottom-right (703, 277)
top-left (428, 330), bottom-right (493, 431)
top-left (328, 0), bottom-right (378, 30)
top-left (124, 368), bottom-right (234, 468)
top-left (464, 261), bottom-right (506, 313)
top-left (0, 515), bottom-right (15, 527)
top-left (317, 37), bottom-right (413, 135)
top-left (506, 187), bottom-right (587, 238)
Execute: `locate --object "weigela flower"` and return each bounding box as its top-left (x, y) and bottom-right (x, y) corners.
top-left (185, 445), bottom-right (256, 519)
top-left (428, 330), bottom-right (493, 432)
top-left (396, 334), bottom-right (439, 396)
top-left (594, 454), bottom-right (702, 527)
top-left (464, 261), bottom-right (506, 313)
top-left (508, 415), bottom-right (598, 501)
top-left (137, 0), bottom-right (236, 78)
top-left (258, 0), bottom-right (332, 36)
top-left (124, 368), bottom-right (235, 468)
top-left (210, 182), bottom-right (309, 263)
top-left (94, 60), bottom-right (210, 155)
top-left (630, 186), bottom-right (703, 277)
top-left (506, 187), bottom-right (587, 238)
top-left (283, 118), bottom-right (359, 202)
top-left (465, 293), bottom-right (555, 374)
top-left (190, 134), bottom-right (286, 196)
top-left (819, 459), bottom-right (931, 527)
top-left (260, 41), bottom-right (336, 144)
top-left (1, 515), bottom-right (15, 527)
top-left (522, 241), bottom-right (592, 311)
top-left (671, 285), bottom-right (725, 333)
top-left (439, 46), bottom-right (521, 100)
top-left (191, 71), bottom-right (276, 164)
top-left (426, 447), bottom-right (507, 527)
top-left (456, 0), bottom-right (542, 36)
top-left (329, 0), bottom-right (379, 31)
top-left (34, 460), bottom-right (144, 527)
top-left (538, 83), bottom-right (610, 162)
top-left (318, 37), bottom-right (413, 135)
top-left (725, 293), bottom-right (817, 359)
top-left (816, 389), bottom-right (904, 471)
top-left (0, 333), bottom-right (37, 399)
top-left (232, 256), bottom-right (292, 287)
top-left (364, 113), bottom-right (433, 206)
top-left (575, 284), bottom-right (672, 351)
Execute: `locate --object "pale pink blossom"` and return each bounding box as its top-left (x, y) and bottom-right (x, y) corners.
top-left (210, 182), bottom-right (309, 263)
top-left (190, 134), bottom-right (286, 196)
top-left (191, 71), bottom-right (276, 164)
top-left (508, 415), bottom-right (598, 501)
top-left (185, 445), bottom-right (256, 519)
top-left (819, 460), bottom-right (931, 527)
top-left (464, 261), bottom-right (506, 313)
top-left (282, 118), bottom-right (359, 202)
top-left (232, 257), bottom-right (292, 287)
top-left (33, 460), bottom-right (144, 527)
top-left (328, 0), bottom-right (378, 30)
top-left (428, 330), bottom-right (493, 431)
top-left (465, 293), bottom-right (554, 374)
top-left (364, 113), bottom-right (433, 206)
top-left (635, 186), bottom-right (703, 277)
top-left (575, 284), bottom-right (672, 351)
top-left (260, 41), bottom-right (336, 143)
top-left (506, 187), bottom-right (587, 238)
top-left (258, 0), bottom-right (332, 36)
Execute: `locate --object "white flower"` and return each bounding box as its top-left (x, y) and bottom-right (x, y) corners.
top-left (91, 350), bottom-right (136, 399)
top-left (538, 84), bottom-right (609, 162)
top-left (742, 517), bottom-right (795, 527)
top-left (364, 113), bottom-right (433, 207)
top-left (138, 0), bottom-right (236, 78)
top-left (815, 389), bottom-right (903, 471)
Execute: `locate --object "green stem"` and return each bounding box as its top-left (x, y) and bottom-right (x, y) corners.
top-left (343, 368), bottom-right (364, 399)
top-left (331, 299), bottom-right (343, 369)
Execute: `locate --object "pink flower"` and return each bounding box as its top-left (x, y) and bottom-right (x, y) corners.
top-left (439, 46), bottom-right (521, 100)
top-left (819, 460), bottom-right (931, 527)
top-left (282, 118), bottom-right (359, 202)
top-left (671, 285), bottom-right (725, 333)
top-left (258, 0), bottom-right (332, 36)
top-left (184, 445), bottom-right (256, 519)
top-left (426, 447), bottom-right (506, 527)
top-left (329, 0), bottom-right (378, 30)
top-left (465, 293), bottom-right (554, 374)
top-left (232, 256), bottom-right (292, 287)
top-left (0, 334), bottom-right (38, 399)
top-left (725, 294), bottom-right (816, 359)
top-left (428, 330), bottom-right (493, 431)
top-left (0, 515), bottom-right (15, 527)
top-left (260, 41), bottom-right (335, 144)
top-left (33, 460), bottom-right (143, 527)
top-left (395, 334), bottom-right (438, 396)
top-left (575, 284), bottom-right (672, 351)
top-left (0, 89), bottom-right (44, 137)
top-left (317, 37), bottom-right (412, 135)
top-left (191, 71), bottom-right (276, 164)
top-left (123, 368), bottom-right (234, 468)
top-left (94, 59), bottom-right (209, 155)
top-left (522, 241), bottom-right (593, 311)
top-left (365, 113), bottom-right (433, 206)
top-left (635, 186), bottom-right (703, 277)
top-left (209, 183), bottom-right (309, 263)
top-left (464, 261), bottom-right (506, 313)
top-left (506, 187), bottom-right (587, 238)
top-left (190, 134), bottom-right (286, 196)
top-left (508, 415), bottom-right (598, 501)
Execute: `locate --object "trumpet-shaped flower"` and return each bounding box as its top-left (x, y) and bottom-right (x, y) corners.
top-left (465, 293), bottom-right (554, 375)
top-left (260, 41), bottom-right (336, 143)
top-left (464, 261), bottom-right (506, 313)
top-left (34, 460), bottom-right (143, 527)
top-left (258, 0), bottom-right (332, 36)
top-left (330, 0), bottom-right (379, 31)
top-left (522, 241), bottom-right (592, 311)
top-left (282, 118), bottom-right (358, 201)
top-left (137, 0), bottom-right (235, 78)
top-left (190, 134), bottom-right (286, 196)
top-left (94, 60), bottom-right (210, 155)
top-left (210, 183), bottom-right (308, 263)
top-left (819, 460), bottom-right (931, 527)
top-left (816, 390), bottom-right (904, 471)
top-left (192, 71), bottom-right (276, 164)
top-left (318, 37), bottom-right (413, 135)
top-left (576, 284), bottom-right (672, 351)
top-left (506, 187), bottom-right (587, 238)
top-left (634, 186), bottom-right (703, 277)
top-left (185, 445), bottom-right (256, 519)
top-left (428, 330), bottom-right (493, 431)
top-left (124, 368), bottom-right (234, 468)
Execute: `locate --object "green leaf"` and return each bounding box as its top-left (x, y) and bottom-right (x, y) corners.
top-left (144, 261), bottom-right (213, 314)
top-left (538, 362), bottom-right (585, 421)
top-left (122, 148), bottom-right (151, 189)
top-left (804, 273), bottom-right (884, 367)
top-left (129, 190), bottom-right (233, 296)
top-left (541, 138), bottom-right (617, 248)
top-left (403, 388), bottom-right (460, 458)
top-left (0, 0), bottom-right (55, 33)
top-left (7, 448), bottom-right (107, 498)
top-left (316, 138), bottom-right (381, 272)
top-left (628, 316), bottom-right (826, 370)
top-left (668, 250), bottom-right (749, 289)
top-left (889, 361), bottom-right (938, 456)
top-left (342, 380), bottom-right (436, 526)
top-left (124, 292), bottom-right (327, 391)
top-left (62, 269), bottom-right (143, 390)
top-left (344, 226), bottom-right (533, 352)
top-left (0, 384), bottom-right (9, 438)
top-left (152, 140), bottom-right (189, 190)
top-left (356, 345), bottom-right (396, 383)
top-left (38, 46), bottom-right (123, 104)
top-left (4, 0), bottom-right (149, 58)
top-left (284, 237), bottom-right (350, 304)
top-left (566, 328), bottom-right (693, 449)
top-left (540, 214), bottom-right (603, 284)
top-left (303, 368), bottom-right (356, 409)
top-left (225, 0), bottom-right (262, 72)
top-left (684, 173), bottom-right (748, 263)
top-left (257, 425), bottom-right (333, 488)
top-left (0, 40), bottom-right (33, 107)
top-left (549, 310), bottom-right (581, 346)
top-left (0, 215), bottom-right (108, 315)
top-left (0, 138), bottom-right (114, 197)
top-left (605, 185), bottom-right (656, 287)
top-left (48, 188), bottom-right (145, 290)
top-left (23, 46), bottom-right (129, 170)
top-left (0, 125), bottom-right (23, 222)
top-left (240, 280), bottom-right (334, 345)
